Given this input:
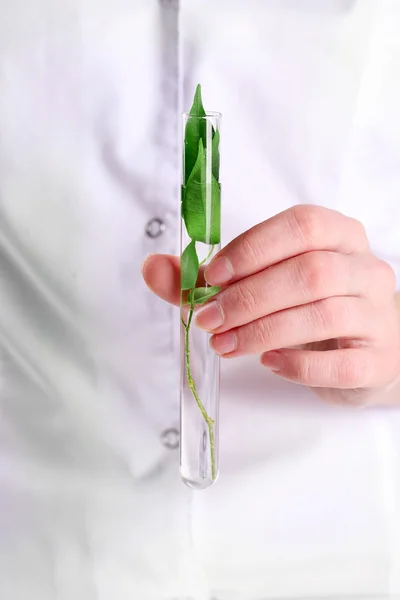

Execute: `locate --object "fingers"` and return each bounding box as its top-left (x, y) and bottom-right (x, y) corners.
top-left (141, 254), bottom-right (206, 306)
top-left (209, 296), bottom-right (376, 357)
top-left (260, 347), bottom-right (390, 390)
top-left (196, 251), bottom-right (385, 334)
top-left (204, 204), bottom-right (369, 286)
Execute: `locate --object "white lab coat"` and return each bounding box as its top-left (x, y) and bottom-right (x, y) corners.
top-left (0, 1), bottom-right (400, 599)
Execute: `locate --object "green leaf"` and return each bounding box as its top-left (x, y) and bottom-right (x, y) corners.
top-left (184, 84), bottom-right (208, 184)
top-left (184, 84), bottom-right (220, 185)
top-left (212, 129), bottom-right (220, 180)
top-left (189, 84), bottom-right (206, 117)
top-left (182, 138), bottom-right (221, 244)
top-left (192, 286), bottom-right (221, 305)
top-left (181, 239), bottom-right (199, 290)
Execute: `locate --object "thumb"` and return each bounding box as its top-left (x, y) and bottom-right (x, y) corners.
top-left (141, 254), bottom-right (181, 306)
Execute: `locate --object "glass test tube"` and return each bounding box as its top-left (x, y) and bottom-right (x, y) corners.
top-left (180, 111), bottom-right (221, 489)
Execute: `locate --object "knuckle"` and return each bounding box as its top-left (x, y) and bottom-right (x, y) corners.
top-left (350, 218), bottom-right (368, 245)
top-left (230, 283), bottom-right (259, 315)
top-left (373, 259), bottom-right (397, 293)
top-left (239, 230), bottom-right (263, 265)
top-left (293, 355), bottom-right (313, 384)
top-left (289, 205), bottom-right (325, 247)
top-left (387, 350), bottom-right (400, 384)
top-left (252, 316), bottom-right (273, 347)
top-left (311, 298), bottom-right (341, 332)
top-left (298, 252), bottom-right (331, 295)
top-left (336, 353), bottom-right (368, 388)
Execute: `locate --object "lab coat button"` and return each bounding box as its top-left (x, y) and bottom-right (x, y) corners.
top-left (145, 217), bottom-right (166, 239)
top-left (160, 428), bottom-right (180, 449)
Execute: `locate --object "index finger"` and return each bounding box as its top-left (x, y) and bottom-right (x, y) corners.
top-left (204, 204), bottom-right (369, 286)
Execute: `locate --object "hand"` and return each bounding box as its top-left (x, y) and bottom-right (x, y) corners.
top-left (142, 205), bottom-right (400, 406)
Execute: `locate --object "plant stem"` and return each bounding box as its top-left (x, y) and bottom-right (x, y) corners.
top-left (199, 244), bottom-right (215, 267)
top-left (183, 293), bottom-right (216, 480)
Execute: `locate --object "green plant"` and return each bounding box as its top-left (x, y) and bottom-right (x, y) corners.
top-left (181, 85), bottom-right (221, 480)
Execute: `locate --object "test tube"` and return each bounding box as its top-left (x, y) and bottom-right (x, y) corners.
top-left (180, 90), bottom-right (221, 489)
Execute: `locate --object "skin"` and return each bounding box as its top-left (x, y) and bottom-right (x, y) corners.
top-left (142, 205), bottom-right (400, 407)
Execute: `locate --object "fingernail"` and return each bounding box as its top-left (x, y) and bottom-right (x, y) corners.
top-left (211, 331), bottom-right (237, 355)
top-left (261, 351), bottom-right (283, 372)
top-left (195, 301), bottom-right (224, 331)
top-left (205, 256), bottom-right (234, 285)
